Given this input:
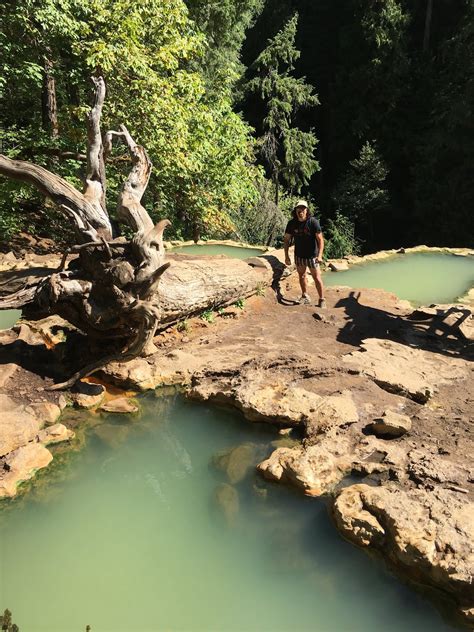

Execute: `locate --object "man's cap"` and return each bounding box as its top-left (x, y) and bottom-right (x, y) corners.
top-left (294, 199), bottom-right (309, 209)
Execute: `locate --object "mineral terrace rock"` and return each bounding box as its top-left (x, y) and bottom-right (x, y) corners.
top-left (191, 369), bottom-right (359, 430)
top-left (366, 409), bottom-right (412, 438)
top-left (26, 402), bottom-right (62, 425)
top-left (327, 259), bottom-right (349, 271)
top-left (212, 443), bottom-right (259, 484)
top-left (343, 337), bottom-right (471, 402)
top-left (0, 443), bottom-right (53, 498)
top-left (70, 382), bottom-right (105, 409)
top-left (257, 435), bottom-right (353, 496)
top-left (100, 397), bottom-right (139, 415)
top-left (0, 363), bottom-right (19, 387)
top-left (0, 394), bottom-right (43, 456)
top-left (333, 484), bottom-right (474, 622)
top-left (37, 423), bottom-right (74, 445)
top-left (214, 483), bottom-right (239, 526)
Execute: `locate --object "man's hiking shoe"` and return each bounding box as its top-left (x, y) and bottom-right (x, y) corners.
top-left (298, 294), bottom-right (311, 305)
top-left (317, 298), bottom-right (327, 309)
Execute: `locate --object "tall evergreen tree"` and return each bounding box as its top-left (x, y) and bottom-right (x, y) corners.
top-left (245, 13), bottom-right (319, 205)
top-left (332, 141), bottom-right (389, 244)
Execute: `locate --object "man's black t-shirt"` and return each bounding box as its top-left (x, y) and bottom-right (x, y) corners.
top-left (285, 217), bottom-right (322, 258)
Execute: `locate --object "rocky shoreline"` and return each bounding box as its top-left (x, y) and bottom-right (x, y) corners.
top-left (0, 247), bottom-right (473, 627)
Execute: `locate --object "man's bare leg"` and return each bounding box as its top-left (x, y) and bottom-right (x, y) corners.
top-left (297, 264), bottom-right (308, 295)
top-left (310, 266), bottom-right (325, 302)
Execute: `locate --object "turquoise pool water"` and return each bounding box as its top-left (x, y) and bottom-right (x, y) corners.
top-left (0, 394), bottom-right (455, 632)
top-left (324, 253), bottom-right (474, 305)
top-left (170, 244), bottom-right (265, 259)
top-left (0, 310), bottom-right (20, 330)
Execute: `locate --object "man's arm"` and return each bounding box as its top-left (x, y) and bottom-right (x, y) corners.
top-left (284, 233), bottom-right (292, 266)
top-left (316, 232), bottom-right (324, 262)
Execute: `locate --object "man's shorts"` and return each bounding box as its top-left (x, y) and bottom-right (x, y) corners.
top-left (295, 256), bottom-right (319, 269)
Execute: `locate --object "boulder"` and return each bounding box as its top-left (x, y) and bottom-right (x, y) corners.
top-left (0, 395), bottom-right (43, 456)
top-left (70, 381), bottom-right (105, 409)
top-left (214, 483), bottom-right (239, 526)
top-left (365, 409), bottom-right (412, 438)
top-left (333, 484), bottom-right (474, 619)
top-left (99, 397), bottom-right (139, 415)
top-left (94, 423), bottom-right (131, 448)
top-left (257, 435), bottom-right (352, 496)
top-left (37, 423), bottom-right (74, 445)
top-left (212, 443), bottom-right (258, 484)
top-left (0, 363), bottom-right (19, 387)
top-left (327, 259), bottom-right (349, 272)
top-left (26, 402), bottom-right (61, 425)
top-left (0, 443), bottom-right (53, 498)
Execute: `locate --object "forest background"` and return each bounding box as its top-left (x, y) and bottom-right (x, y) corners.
top-left (1, 0), bottom-right (473, 257)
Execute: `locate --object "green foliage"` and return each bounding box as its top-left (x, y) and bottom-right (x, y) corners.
top-left (233, 179), bottom-right (288, 246)
top-left (185, 0), bottom-right (264, 94)
top-left (234, 298), bottom-right (245, 309)
top-left (332, 141), bottom-right (389, 238)
top-left (255, 282), bottom-right (266, 296)
top-left (0, 0), bottom-right (260, 243)
top-left (246, 14), bottom-right (319, 200)
top-left (200, 309), bottom-right (215, 323)
top-left (0, 608), bottom-right (20, 631)
top-left (176, 319), bottom-right (190, 333)
top-left (324, 212), bottom-right (360, 259)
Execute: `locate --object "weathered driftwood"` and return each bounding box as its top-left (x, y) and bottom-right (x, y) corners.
top-left (0, 77), bottom-right (274, 388)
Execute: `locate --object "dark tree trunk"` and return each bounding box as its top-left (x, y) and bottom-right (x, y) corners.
top-left (423, 0), bottom-right (433, 53)
top-left (41, 54), bottom-right (59, 138)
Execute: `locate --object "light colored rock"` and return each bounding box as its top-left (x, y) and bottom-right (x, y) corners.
top-left (0, 395), bottom-right (43, 456)
top-left (333, 484), bottom-right (474, 617)
top-left (327, 259), bottom-right (349, 272)
top-left (104, 358), bottom-right (156, 390)
top-left (407, 449), bottom-right (471, 487)
top-left (191, 373), bottom-right (358, 429)
top-left (0, 363), bottom-right (18, 387)
top-left (343, 338), bottom-right (471, 403)
top-left (212, 443), bottom-right (258, 484)
top-left (257, 435), bottom-right (352, 496)
top-left (26, 402), bottom-right (61, 425)
top-left (94, 423), bottom-right (131, 448)
top-left (366, 409), bottom-right (412, 438)
top-left (410, 305), bottom-right (473, 341)
top-left (37, 423), bottom-right (74, 445)
top-left (0, 443), bottom-right (53, 498)
top-left (100, 397), bottom-right (139, 414)
top-left (15, 323), bottom-right (45, 346)
top-left (70, 382), bottom-right (105, 409)
top-left (3, 251), bottom-right (17, 263)
top-left (214, 483), bottom-right (239, 526)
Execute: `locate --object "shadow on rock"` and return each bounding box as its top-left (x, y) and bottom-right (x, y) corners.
top-left (336, 291), bottom-right (473, 360)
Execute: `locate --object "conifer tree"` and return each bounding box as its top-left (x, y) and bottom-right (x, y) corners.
top-left (246, 14), bottom-right (319, 205)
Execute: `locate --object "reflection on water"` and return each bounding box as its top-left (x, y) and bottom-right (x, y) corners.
top-left (170, 244), bottom-right (265, 259)
top-left (0, 395), bottom-right (455, 631)
top-left (324, 253), bottom-right (474, 305)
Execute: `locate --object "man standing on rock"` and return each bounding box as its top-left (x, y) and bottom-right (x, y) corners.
top-left (284, 200), bottom-right (326, 307)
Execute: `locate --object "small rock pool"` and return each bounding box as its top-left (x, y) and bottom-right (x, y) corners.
top-left (324, 252), bottom-right (474, 305)
top-left (0, 394), bottom-right (455, 631)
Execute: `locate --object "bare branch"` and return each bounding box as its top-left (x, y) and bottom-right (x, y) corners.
top-left (85, 76), bottom-right (107, 210)
top-left (0, 155), bottom-right (113, 242)
top-left (105, 125), bottom-right (154, 233)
